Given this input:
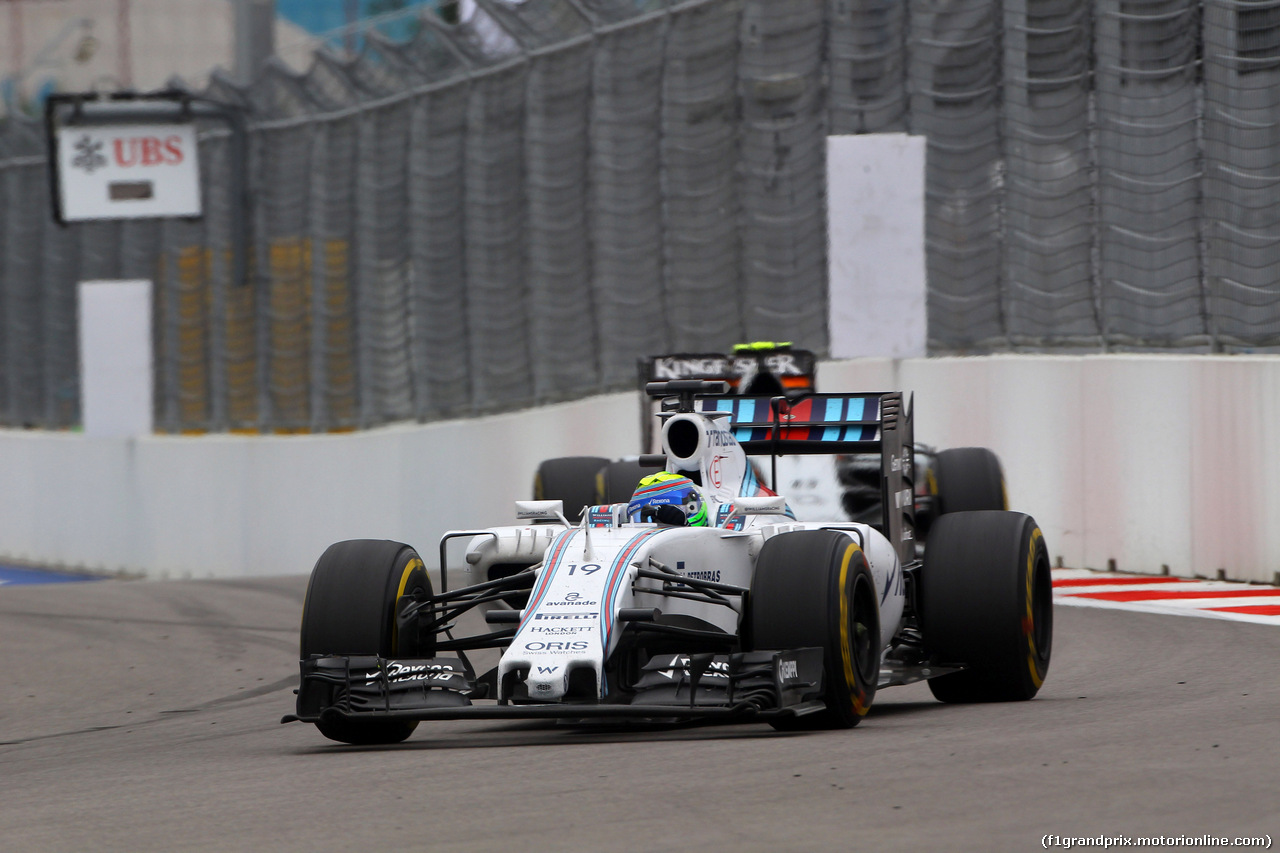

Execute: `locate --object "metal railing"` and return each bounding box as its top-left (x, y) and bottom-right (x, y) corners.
top-left (1, 0), bottom-right (1278, 432)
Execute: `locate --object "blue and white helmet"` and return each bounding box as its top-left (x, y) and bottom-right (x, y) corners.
top-left (627, 472), bottom-right (708, 526)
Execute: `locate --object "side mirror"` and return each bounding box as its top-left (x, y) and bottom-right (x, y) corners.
top-left (515, 500), bottom-right (565, 521)
top-left (734, 495), bottom-right (788, 516)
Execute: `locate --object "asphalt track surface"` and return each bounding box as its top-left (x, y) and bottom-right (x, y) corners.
top-left (2, 575), bottom-right (1276, 853)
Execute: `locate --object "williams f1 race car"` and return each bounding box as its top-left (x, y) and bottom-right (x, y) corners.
top-left (284, 381), bottom-right (1053, 745)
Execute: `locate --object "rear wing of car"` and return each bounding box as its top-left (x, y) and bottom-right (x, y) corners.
top-left (697, 391), bottom-right (918, 565)
top-left (638, 347), bottom-right (817, 391)
top-left (637, 345), bottom-right (817, 452)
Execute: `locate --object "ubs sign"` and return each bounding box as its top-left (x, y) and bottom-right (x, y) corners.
top-left (56, 123), bottom-right (201, 221)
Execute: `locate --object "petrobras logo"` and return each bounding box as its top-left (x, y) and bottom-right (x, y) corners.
top-left (707, 427), bottom-right (735, 447)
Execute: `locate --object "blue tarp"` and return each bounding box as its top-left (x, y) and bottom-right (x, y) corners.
top-left (0, 566), bottom-right (101, 586)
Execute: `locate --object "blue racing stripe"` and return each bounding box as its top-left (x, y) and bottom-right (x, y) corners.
top-left (821, 397), bottom-right (846, 441)
top-left (517, 531), bottom-right (577, 632)
top-left (601, 529), bottom-right (662, 646)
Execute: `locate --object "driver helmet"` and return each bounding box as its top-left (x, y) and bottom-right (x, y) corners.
top-left (628, 471), bottom-right (708, 526)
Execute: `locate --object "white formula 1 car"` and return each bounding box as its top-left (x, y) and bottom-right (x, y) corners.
top-left (284, 381), bottom-right (1053, 745)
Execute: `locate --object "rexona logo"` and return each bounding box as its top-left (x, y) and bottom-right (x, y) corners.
top-left (366, 661), bottom-right (459, 685)
top-left (660, 655), bottom-right (731, 679)
top-left (523, 641), bottom-right (589, 652)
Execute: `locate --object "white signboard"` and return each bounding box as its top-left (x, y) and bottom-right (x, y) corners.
top-left (56, 123), bottom-right (201, 221)
top-left (78, 280), bottom-right (154, 437)
top-left (827, 133), bottom-right (927, 360)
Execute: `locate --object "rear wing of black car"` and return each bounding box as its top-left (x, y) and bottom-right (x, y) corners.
top-left (639, 348), bottom-right (817, 391)
top-left (697, 392), bottom-right (918, 565)
top-left (637, 346), bottom-right (817, 452)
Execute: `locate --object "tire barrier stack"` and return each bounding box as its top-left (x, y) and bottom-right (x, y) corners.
top-left (2, 0), bottom-right (1280, 433)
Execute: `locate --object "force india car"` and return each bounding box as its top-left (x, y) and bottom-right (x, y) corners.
top-left (534, 342), bottom-right (1010, 539)
top-left (283, 381), bottom-right (1053, 745)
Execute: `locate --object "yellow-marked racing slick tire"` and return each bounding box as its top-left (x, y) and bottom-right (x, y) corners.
top-left (920, 511), bottom-right (1052, 703)
top-left (299, 539), bottom-right (433, 745)
top-left (749, 530), bottom-right (880, 729)
top-left (533, 456), bottom-right (610, 521)
top-left (932, 447), bottom-right (1007, 515)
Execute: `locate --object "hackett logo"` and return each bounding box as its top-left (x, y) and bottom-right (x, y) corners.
top-left (112, 135), bottom-right (186, 168)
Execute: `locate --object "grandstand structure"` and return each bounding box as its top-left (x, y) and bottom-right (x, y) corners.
top-left (1, 0), bottom-right (1279, 433)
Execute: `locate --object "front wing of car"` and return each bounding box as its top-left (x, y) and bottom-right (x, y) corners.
top-left (282, 647), bottom-right (827, 724)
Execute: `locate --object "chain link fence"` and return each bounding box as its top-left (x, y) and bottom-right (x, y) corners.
top-left (2, 0), bottom-right (1279, 432)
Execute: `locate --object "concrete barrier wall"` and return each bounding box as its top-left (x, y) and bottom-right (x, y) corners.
top-left (0, 393), bottom-right (640, 579)
top-left (819, 355), bottom-right (1280, 584)
top-left (1, 355), bottom-right (1277, 583)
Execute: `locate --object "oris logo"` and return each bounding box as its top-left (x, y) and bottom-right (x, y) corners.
top-left (523, 641), bottom-right (589, 652)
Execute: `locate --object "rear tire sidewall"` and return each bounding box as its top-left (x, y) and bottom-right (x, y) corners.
top-left (749, 530), bottom-right (881, 729)
top-left (921, 511), bottom-right (1052, 702)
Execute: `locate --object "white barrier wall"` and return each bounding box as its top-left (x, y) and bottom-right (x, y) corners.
top-left (819, 355), bottom-right (1280, 584)
top-left (1, 356), bottom-right (1277, 583)
top-left (0, 393), bottom-right (640, 579)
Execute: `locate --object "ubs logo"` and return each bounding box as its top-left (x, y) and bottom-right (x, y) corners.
top-left (72, 135), bottom-right (106, 174)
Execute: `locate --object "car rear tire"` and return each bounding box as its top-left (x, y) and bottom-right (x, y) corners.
top-left (533, 456), bottom-right (609, 521)
top-left (749, 530), bottom-right (880, 729)
top-left (598, 459), bottom-right (650, 505)
top-left (932, 447), bottom-right (1007, 515)
top-left (299, 539), bottom-right (433, 745)
top-left (920, 511), bottom-right (1052, 702)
